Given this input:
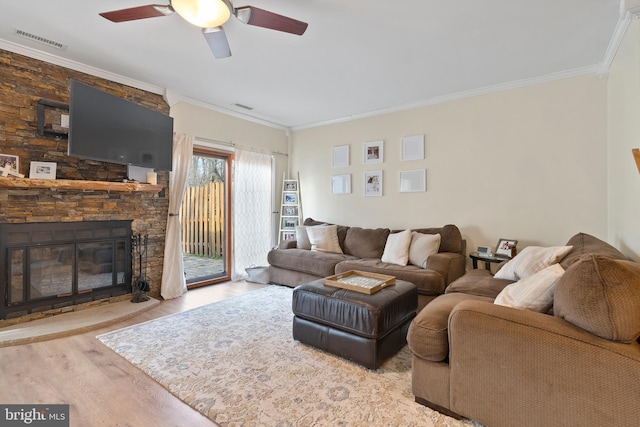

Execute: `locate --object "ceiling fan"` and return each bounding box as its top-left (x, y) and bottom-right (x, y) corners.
top-left (99, 0), bottom-right (308, 58)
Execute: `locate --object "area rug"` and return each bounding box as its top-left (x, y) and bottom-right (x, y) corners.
top-left (98, 285), bottom-right (479, 426)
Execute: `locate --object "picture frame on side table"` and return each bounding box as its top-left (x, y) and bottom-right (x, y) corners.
top-left (332, 145), bottom-right (350, 168)
top-left (496, 238), bottom-right (518, 258)
top-left (331, 174), bottom-right (351, 195)
top-left (399, 169), bottom-right (426, 192)
top-left (364, 170), bottom-right (382, 196)
top-left (29, 161), bottom-right (57, 180)
top-left (364, 141), bottom-right (384, 164)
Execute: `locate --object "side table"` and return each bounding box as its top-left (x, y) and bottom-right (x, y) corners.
top-left (469, 252), bottom-right (510, 270)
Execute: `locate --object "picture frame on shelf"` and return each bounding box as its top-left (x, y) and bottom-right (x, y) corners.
top-left (284, 180), bottom-right (298, 191)
top-left (399, 169), bottom-right (426, 192)
top-left (332, 145), bottom-right (350, 168)
top-left (0, 153), bottom-right (19, 177)
top-left (281, 217), bottom-right (298, 229)
top-left (331, 174), bottom-right (351, 195)
top-left (283, 206), bottom-right (298, 216)
top-left (364, 170), bottom-right (382, 196)
top-left (495, 238), bottom-right (518, 258)
top-left (402, 135), bottom-right (425, 161)
top-left (29, 161), bottom-right (57, 180)
top-left (364, 140), bottom-right (384, 164)
top-left (283, 192), bottom-right (298, 205)
top-left (282, 231), bottom-right (296, 241)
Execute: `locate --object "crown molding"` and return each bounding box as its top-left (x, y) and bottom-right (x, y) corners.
top-left (598, 0), bottom-right (640, 78)
top-left (0, 39), bottom-right (165, 95)
top-left (292, 66), bottom-right (598, 131)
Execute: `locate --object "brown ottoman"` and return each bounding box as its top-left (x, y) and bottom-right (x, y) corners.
top-left (292, 278), bottom-right (418, 369)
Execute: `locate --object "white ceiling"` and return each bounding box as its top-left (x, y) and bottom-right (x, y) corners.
top-left (0, 0), bottom-right (622, 129)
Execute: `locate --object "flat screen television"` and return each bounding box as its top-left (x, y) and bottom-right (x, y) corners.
top-left (68, 79), bottom-right (173, 171)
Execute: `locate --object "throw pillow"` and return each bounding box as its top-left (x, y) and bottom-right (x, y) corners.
top-left (306, 225), bottom-right (343, 254)
top-left (295, 226), bottom-right (311, 250)
top-left (494, 245), bottom-right (573, 281)
top-left (381, 229), bottom-right (412, 266)
top-left (554, 254), bottom-right (640, 343)
top-left (494, 263), bottom-right (565, 312)
top-left (409, 232), bottom-right (441, 269)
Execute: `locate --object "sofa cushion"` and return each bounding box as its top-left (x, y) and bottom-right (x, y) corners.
top-left (407, 292), bottom-right (493, 362)
top-left (410, 224), bottom-right (462, 254)
top-left (409, 231), bottom-right (441, 269)
top-left (494, 263), bottom-right (565, 313)
top-left (381, 229), bottom-right (412, 265)
top-left (304, 218), bottom-right (349, 251)
top-left (307, 225), bottom-right (343, 254)
top-left (445, 269), bottom-right (515, 299)
top-left (267, 248), bottom-right (357, 278)
top-left (295, 226), bottom-right (312, 250)
top-left (554, 255), bottom-right (640, 343)
top-left (342, 227), bottom-right (390, 258)
top-left (335, 258), bottom-right (447, 295)
top-left (494, 245), bottom-right (573, 281)
top-left (560, 232), bottom-right (628, 269)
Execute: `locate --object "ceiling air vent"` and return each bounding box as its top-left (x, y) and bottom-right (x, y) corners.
top-left (234, 103), bottom-right (253, 111)
top-left (14, 29), bottom-right (67, 50)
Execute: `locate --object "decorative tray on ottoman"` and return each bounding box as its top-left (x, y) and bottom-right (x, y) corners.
top-left (323, 270), bottom-right (395, 294)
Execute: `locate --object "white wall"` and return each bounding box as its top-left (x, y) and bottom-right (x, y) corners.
top-left (608, 19), bottom-right (640, 262)
top-left (290, 75), bottom-right (608, 256)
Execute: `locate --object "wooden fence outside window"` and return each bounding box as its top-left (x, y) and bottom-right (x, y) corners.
top-left (180, 182), bottom-right (225, 258)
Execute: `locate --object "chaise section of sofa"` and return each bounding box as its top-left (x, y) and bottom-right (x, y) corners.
top-left (267, 218), bottom-right (466, 307)
top-left (407, 232), bottom-right (640, 426)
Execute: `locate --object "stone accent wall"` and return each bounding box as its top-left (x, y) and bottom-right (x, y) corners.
top-left (0, 49), bottom-right (170, 299)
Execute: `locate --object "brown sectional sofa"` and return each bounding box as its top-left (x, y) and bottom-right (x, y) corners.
top-left (268, 218), bottom-right (466, 308)
top-left (407, 233), bottom-right (640, 426)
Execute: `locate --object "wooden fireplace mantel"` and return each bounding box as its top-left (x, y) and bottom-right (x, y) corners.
top-left (0, 176), bottom-right (163, 192)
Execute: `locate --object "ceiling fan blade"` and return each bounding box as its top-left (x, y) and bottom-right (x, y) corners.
top-left (203, 27), bottom-right (232, 58)
top-left (234, 6), bottom-right (308, 35)
top-left (99, 4), bottom-right (173, 23)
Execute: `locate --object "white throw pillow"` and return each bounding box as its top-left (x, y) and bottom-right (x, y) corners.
top-left (381, 229), bottom-right (412, 266)
top-left (295, 226), bottom-right (311, 250)
top-left (409, 232), bottom-right (441, 269)
top-left (494, 245), bottom-right (573, 281)
top-left (494, 263), bottom-right (565, 312)
top-left (306, 225), bottom-right (343, 254)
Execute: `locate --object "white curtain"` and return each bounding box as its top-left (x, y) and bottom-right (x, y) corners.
top-left (160, 133), bottom-right (193, 299)
top-left (232, 148), bottom-right (273, 280)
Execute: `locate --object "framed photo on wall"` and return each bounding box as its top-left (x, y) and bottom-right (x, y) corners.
top-left (402, 135), bottom-right (425, 161)
top-left (364, 141), bottom-right (384, 164)
top-left (332, 145), bottom-right (350, 167)
top-left (364, 170), bottom-right (382, 196)
top-left (331, 174), bottom-right (351, 195)
top-left (399, 169), bottom-right (426, 192)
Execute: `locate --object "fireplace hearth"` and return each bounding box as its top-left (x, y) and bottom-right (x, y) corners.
top-left (0, 221), bottom-right (133, 319)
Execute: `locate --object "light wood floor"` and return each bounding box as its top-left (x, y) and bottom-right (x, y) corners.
top-left (0, 281), bottom-right (267, 427)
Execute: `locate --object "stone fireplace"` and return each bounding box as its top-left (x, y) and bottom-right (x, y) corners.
top-left (0, 220), bottom-right (132, 319)
top-left (0, 49), bottom-right (170, 324)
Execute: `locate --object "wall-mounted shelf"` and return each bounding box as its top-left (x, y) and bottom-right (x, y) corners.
top-left (0, 177), bottom-right (162, 193)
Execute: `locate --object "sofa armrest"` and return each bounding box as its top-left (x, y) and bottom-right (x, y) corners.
top-left (426, 252), bottom-right (465, 285)
top-left (446, 300), bottom-right (640, 426)
top-left (278, 240), bottom-right (298, 249)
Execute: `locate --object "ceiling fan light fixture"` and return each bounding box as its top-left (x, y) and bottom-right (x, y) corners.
top-left (171, 0), bottom-right (230, 28)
